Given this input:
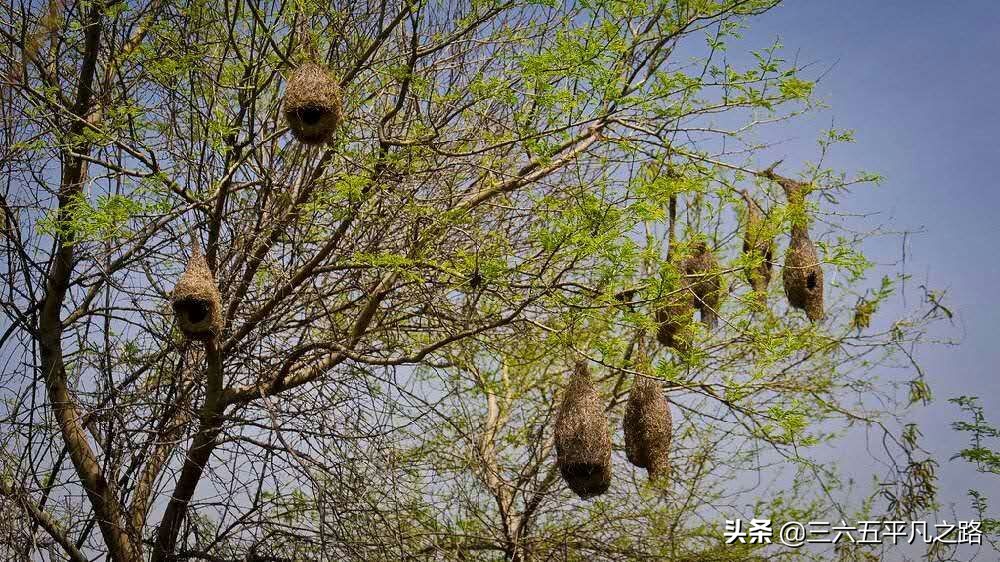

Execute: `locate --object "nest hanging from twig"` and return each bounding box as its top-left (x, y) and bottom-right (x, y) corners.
top-left (283, 62), bottom-right (343, 145)
top-left (682, 241), bottom-right (724, 328)
top-left (623, 372), bottom-right (672, 482)
top-left (554, 362), bottom-right (612, 499)
top-left (654, 279), bottom-right (695, 351)
top-left (783, 224), bottom-right (824, 321)
top-left (740, 192), bottom-right (774, 305)
top-left (768, 173), bottom-right (825, 321)
top-left (171, 250), bottom-right (223, 340)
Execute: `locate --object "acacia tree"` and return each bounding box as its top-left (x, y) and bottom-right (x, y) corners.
top-left (0, 0), bottom-right (947, 560)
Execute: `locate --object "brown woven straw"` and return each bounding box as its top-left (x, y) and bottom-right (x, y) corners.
top-left (554, 362), bottom-right (612, 499)
top-left (682, 241), bottom-right (724, 329)
top-left (171, 249), bottom-right (223, 340)
top-left (654, 281), bottom-right (695, 352)
top-left (623, 346), bottom-right (672, 482)
top-left (283, 62), bottom-right (343, 145)
top-left (740, 192), bottom-right (774, 305)
top-left (783, 223), bottom-right (824, 321)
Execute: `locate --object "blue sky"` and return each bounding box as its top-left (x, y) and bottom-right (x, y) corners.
top-left (740, 0), bottom-right (1000, 537)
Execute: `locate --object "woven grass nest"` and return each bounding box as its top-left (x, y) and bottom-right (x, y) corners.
top-left (623, 372), bottom-right (672, 482)
top-left (654, 281), bottom-right (695, 352)
top-left (554, 362), bottom-right (612, 499)
top-left (783, 223), bottom-right (824, 321)
top-left (682, 241), bottom-right (724, 329)
top-left (740, 192), bottom-right (774, 305)
top-left (171, 250), bottom-right (223, 340)
top-left (771, 175), bottom-right (825, 321)
top-left (283, 62), bottom-right (343, 145)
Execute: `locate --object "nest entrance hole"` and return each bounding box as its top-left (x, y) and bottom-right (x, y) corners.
top-left (806, 272), bottom-right (817, 290)
top-left (563, 462), bottom-right (601, 480)
top-left (561, 462), bottom-right (608, 498)
top-left (298, 106), bottom-right (324, 126)
top-left (173, 298), bottom-right (210, 323)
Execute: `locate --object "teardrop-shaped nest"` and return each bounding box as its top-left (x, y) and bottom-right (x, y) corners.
top-left (554, 362), bottom-right (612, 499)
top-left (682, 241), bottom-right (724, 328)
top-left (283, 62), bottom-right (343, 145)
top-left (655, 281), bottom-right (695, 351)
top-left (742, 195), bottom-right (774, 304)
top-left (171, 252), bottom-right (223, 340)
top-left (782, 226), bottom-right (824, 321)
top-left (623, 374), bottom-right (672, 482)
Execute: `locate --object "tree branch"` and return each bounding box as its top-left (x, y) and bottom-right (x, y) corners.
top-left (0, 480), bottom-right (89, 562)
top-left (37, 3), bottom-right (140, 560)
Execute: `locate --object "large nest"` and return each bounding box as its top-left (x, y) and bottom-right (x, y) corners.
top-left (283, 62), bottom-right (343, 145)
top-left (554, 362), bottom-right (612, 499)
top-left (741, 193), bottom-right (774, 305)
top-left (623, 373), bottom-right (672, 482)
top-left (783, 224), bottom-right (824, 321)
top-left (682, 241), bottom-right (724, 328)
top-left (171, 251), bottom-right (223, 340)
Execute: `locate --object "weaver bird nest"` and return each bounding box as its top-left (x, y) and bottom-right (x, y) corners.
top-left (740, 192), bottom-right (774, 305)
top-left (283, 62), bottom-right (343, 145)
top-left (783, 224), bottom-right (824, 321)
top-left (623, 373), bottom-right (672, 482)
top-left (555, 362), bottom-right (612, 499)
top-left (171, 251), bottom-right (223, 340)
top-left (682, 241), bottom-right (725, 328)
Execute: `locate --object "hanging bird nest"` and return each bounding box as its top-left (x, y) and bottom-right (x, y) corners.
top-left (283, 62), bottom-right (343, 145)
top-left (740, 192), bottom-right (774, 305)
top-left (682, 241), bottom-right (724, 328)
top-left (765, 169), bottom-right (825, 321)
top-left (171, 250), bottom-right (223, 340)
top-left (783, 224), bottom-right (824, 321)
top-left (554, 362), bottom-right (612, 499)
top-left (654, 280), bottom-right (695, 351)
top-left (623, 373), bottom-right (672, 482)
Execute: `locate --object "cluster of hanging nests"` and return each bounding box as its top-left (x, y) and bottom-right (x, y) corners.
top-left (165, 58), bottom-right (828, 504)
top-left (169, 61), bottom-right (343, 341)
top-left (556, 170), bottom-right (828, 499)
top-left (555, 348), bottom-right (673, 499)
top-left (654, 170), bottom-right (826, 354)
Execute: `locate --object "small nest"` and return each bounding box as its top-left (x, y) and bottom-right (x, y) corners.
top-left (283, 62), bottom-right (343, 145)
top-left (783, 225), bottom-right (824, 321)
top-left (171, 251), bottom-right (223, 340)
top-left (623, 374), bottom-right (672, 482)
top-left (554, 362), bottom-right (612, 499)
top-left (741, 194), bottom-right (774, 305)
top-left (654, 281), bottom-right (695, 351)
top-left (682, 241), bottom-right (724, 328)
